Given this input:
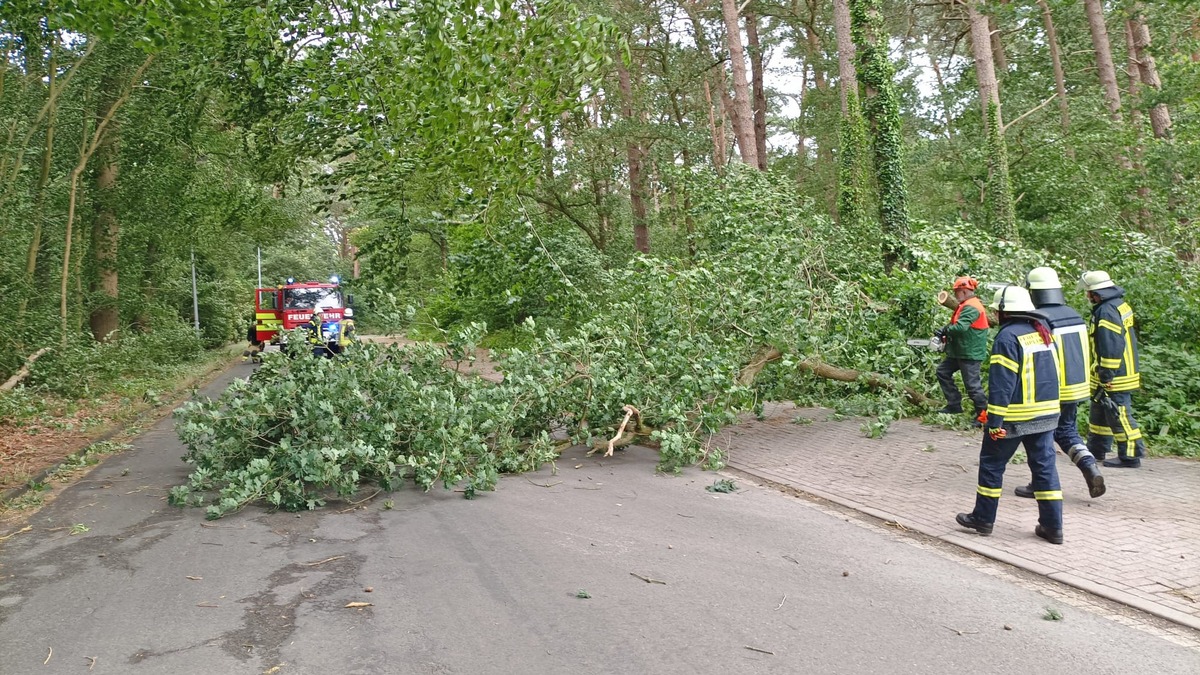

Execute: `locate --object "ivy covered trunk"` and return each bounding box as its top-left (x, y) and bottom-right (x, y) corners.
top-left (848, 0), bottom-right (908, 271)
top-left (89, 132), bottom-right (121, 342)
top-left (746, 12), bottom-right (768, 171)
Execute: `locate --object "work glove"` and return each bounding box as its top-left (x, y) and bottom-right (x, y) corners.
top-left (1098, 368), bottom-right (1115, 390)
top-left (976, 409), bottom-right (989, 425)
top-left (933, 326), bottom-right (949, 339)
top-left (987, 426), bottom-right (1007, 440)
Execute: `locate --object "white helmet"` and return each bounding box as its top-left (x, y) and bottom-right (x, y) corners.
top-left (989, 285), bottom-right (1036, 313)
top-left (1024, 267), bottom-right (1061, 290)
top-left (343, 307), bottom-right (354, 318)
top-left (1077, 270), bottom-right (1115, 291)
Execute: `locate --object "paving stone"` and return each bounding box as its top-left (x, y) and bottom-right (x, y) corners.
top-left (724, 403), bottom-right (1200, 630)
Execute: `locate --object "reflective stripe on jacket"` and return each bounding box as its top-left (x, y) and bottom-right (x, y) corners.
top-left (337, 319), bottom-right (356, 347)
top-left (986, 320), bottom-right (1061, 426)
top-left (1036, 304), bottom-right (1091, 403)
top-left (1089, 287), bottom-right (1140, 392)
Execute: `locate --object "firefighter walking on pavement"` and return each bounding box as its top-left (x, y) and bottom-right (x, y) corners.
top-left (1014, 267), bottom-right (1105, 499)
top-left (1080, 271), bottom-right (1146, 468)
top-left (935, 276), bottom-right (990, 425)
top-left (957, 285), bottom-right (1066, 545)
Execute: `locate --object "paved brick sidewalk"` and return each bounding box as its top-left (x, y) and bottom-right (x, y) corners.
top-left (720, 403), bottom-right (1200, 631)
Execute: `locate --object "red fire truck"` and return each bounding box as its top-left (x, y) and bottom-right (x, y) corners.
top-left (254, 277), bottom-right (350, 345)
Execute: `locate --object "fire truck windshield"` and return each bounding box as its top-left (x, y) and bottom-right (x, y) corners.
top-left (284, 287), bottom-right (340, 310)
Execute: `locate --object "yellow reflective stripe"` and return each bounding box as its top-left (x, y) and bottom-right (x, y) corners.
top-left (1023, 351), bottom-right (1036, 404)
top-left (1089, 424), bottom-right (1113, 436)
top-left (990, 354), bottom-right (1019, 372)
top-left (1034, 490), bottom-right (1063, 501)
top-left (1098, 319), bottom-right (1123, 334)
top-left (1002, 401), bottom-right (1060, 422)
top-left (1098, 357), bottom-right (1122, 369)
top-left (988, 404), bottom-right (1009, 417)
top-left (255, 312), bottom-right (277, 319)
top-left (977, 486), bottom-right (1003, 498)
top-left (1061, 382), bottom-right (1090, 401)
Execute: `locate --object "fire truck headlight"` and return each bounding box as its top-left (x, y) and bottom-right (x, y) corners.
top-left (330, 275), bottom-right (339, 284)
top-left (286, 277), bottom-right (295, 284)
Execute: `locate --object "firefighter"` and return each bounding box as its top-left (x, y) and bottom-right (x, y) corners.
top-left (306, 309), bottom-right (330, 358)
top-left (956, 285), bottom-right (1065, 545)
top-left (330, 308), bottom-right (356, 355)
top-left (934, 276), bottom-right (990, 425)
top-left (242, 312), bottom-right (264, 363)
top-left (1013, 267), bottom-right (1105, 499)
top-left (1079, 271), bottom-right (1145, 468)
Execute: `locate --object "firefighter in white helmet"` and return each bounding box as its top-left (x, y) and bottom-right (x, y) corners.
top-left (1079, 271), bottom-right (1145, 468)
top-left (956, 285), bottom-right (1065, 545)
top-left (1010, 267), bottom-right (1105, 499)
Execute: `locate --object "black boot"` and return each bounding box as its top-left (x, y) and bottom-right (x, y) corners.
top-left (955, 513), bottom-right (993, 535)
top-left (939, 405), bottom-right (964, 414)
top-left (1035, 524), bottom-right (1064, 545)
top-left (1014, 484), bottom-right (1034, 499)
top-left (1103, 457), bottom-right (1140, 468)
top-left (1081, 463), bottom-right (1106, 498)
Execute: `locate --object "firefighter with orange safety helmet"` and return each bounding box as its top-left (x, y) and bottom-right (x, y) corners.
top-left (934, 276), bottom-right (990, 425)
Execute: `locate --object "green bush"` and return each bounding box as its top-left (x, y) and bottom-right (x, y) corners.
top-left (29, 324), bottom-right (207, 398)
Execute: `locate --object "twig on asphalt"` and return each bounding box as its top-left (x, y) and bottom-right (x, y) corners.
top-left (304, 555), bottom-right (345, 567)
top-left (573, 486), bottom-right (601, 490)
top-left (87, 656), bottom-right (97, 670)
top-left (775, 594), bottom-right (787, 610)
top-left (199, 523), bottom-right (246, 529)
top-left (0, 525), bottom-right (32, 541)
top-left (525, 477), bottom-right (562, 488)
top-left (744, 645), bottom-right (774, 655)
top-left (676, 513), bottom-right (695, 518)
top-left (44, 647), bottom-right (52, 665)
top-left (943, 625), bottom-right (978, 636)
top-left (782, 555), bottom-right (799, 565)
top-left (630, 572), bottom-right (666, 585)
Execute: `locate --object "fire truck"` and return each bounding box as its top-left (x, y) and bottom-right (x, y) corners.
top-left (254, 277), bottom-right (351, 346)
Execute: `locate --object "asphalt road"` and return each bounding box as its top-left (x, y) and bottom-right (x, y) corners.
top-left (2, 361), bottom-right (1198, 674)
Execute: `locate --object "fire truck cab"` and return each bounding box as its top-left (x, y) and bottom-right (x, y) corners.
top-left (254, 278), bottom-right (349, 345)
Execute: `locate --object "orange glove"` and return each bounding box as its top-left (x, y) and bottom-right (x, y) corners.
top-left (976, 409), bottom-right (988, 425)
top-left (988, 427), bottom-right (1007, 440)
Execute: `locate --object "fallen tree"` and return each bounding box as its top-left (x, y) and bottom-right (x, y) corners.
top-left (1, 348), bottom-right (51, 391)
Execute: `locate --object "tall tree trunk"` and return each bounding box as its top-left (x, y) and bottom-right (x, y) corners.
top-left (616, 59), bottom-right (650, 254)
top-left (89, 128), bottom-right (121, 342)
top-left (720, 0), bottom-right (759, 168)
top-left (59, 53), bottom-right (153, 346)
top-left (1036, 0), bottom-right (1070, 142)
top-left (988, 12), bottom-right (1007, 80)
top-left (684, 4), bottom-right (729, 170)
top-left (967, 0), bottom-right (1016, 239)
top-left (19, 43), bottom-right (57, 320)
top-left (924, 35), bottom-right (953, 139)
top-left (746, 12), bottom-right (768, 170)
top-left (1124, 20), bottom-right (1151, 227)
top-left (849, 0), bottom-right (909, 269)
top-left (1128, 6), bottom-right (1171, 139)
top-left (833, 0), bottom-right (857, 118)
top-left (1083, 0), bottom-right (1122, 120)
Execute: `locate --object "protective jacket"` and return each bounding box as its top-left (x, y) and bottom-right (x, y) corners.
top-left (306, 314), bottom-right (324, 345)
top-left (986, 318), bottom-right (1061, 435)
top-left (1089, 286), bottom-right (1140, 392)
top-left (336, 319), bottom-right (356, 347)
top-left (1034, 303), bottom-right (1091, 404)
top-left (945, 296), bottom-right (990, 361)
